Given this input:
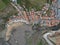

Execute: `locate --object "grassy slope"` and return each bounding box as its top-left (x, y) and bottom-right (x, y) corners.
top-left (0, 0), bottom-right (6, 10)
top-left (2, 0), bottom-right (10, 4)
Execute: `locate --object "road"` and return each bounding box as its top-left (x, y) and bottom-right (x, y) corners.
top-left (43, 33), bottom-right (54, 45)
top-left (9, 24), bottom-right (32, 45)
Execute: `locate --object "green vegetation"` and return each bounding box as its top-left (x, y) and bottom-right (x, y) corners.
top-left (37, 40), bottom-right (43, 45)
top-left (27, 37), bottom-right (32, 45)
top-left (2, 0), bottom-right (10, 4)
top-left (47, 0), bottom-right (52, 5)
top-left (0, 0), bottom-right (6, 10)
top-left (17, 0), bottom-right (31, 11)
top-left (30, 0), bottom-right (47, 10)
top-left (17, 0), bottom-right (47, 11)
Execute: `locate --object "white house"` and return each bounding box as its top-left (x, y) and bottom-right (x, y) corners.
top-left (11, 0), bottom-right (17, 4)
